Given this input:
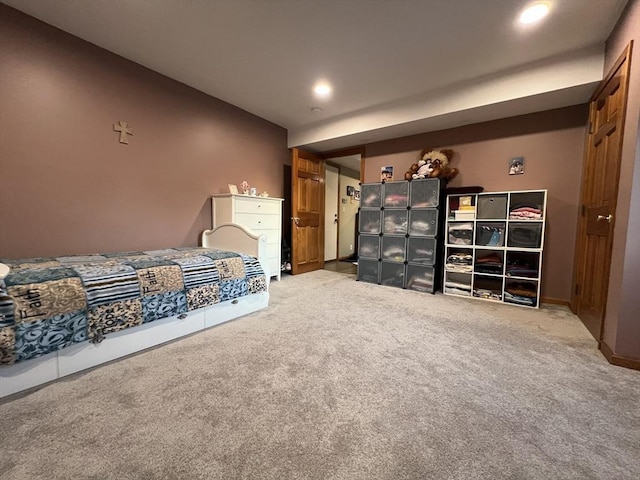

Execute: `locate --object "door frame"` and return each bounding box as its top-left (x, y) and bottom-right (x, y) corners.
top-left (324, 162), bottom-right (340, 262)
top-left (322, 146), bottom-right (366, 185)
top-left (322, 147), bottom-right (365, 262)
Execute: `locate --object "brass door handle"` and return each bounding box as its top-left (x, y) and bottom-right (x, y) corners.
top-left (596, 214), bottom-right (613, 223)
top-left (291, 216), bottom-right (300, 227)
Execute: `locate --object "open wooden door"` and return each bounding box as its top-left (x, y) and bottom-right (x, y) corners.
top-left (571, 42), bottom-right (633, 341)
top-left (291, 148), bottom-right (325, 274)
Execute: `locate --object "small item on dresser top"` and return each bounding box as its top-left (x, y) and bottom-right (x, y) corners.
top-left (260, 191), bottom-right (269, 197)
top-left (250, 187), bottom-right (257, 196)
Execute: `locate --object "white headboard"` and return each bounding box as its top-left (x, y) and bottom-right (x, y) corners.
top-left (201, 223), bottom-right (270, 279)
top-left (0, 263), bottom-right (9, 280)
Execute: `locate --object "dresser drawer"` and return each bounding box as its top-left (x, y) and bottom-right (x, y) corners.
top-left (235, 213), bottom-right (280, 231)
top-left (235, 198), bottom-right (281, 215)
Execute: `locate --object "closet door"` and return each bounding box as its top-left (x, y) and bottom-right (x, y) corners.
top-left (571, 43), bottom-right (632, 340)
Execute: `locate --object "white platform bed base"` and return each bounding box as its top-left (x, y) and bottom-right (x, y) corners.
top-left (0, 223), bottom-right (270, 399)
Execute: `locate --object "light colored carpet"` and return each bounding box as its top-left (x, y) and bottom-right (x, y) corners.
top-left (0, 270), bottom-right (638, 480)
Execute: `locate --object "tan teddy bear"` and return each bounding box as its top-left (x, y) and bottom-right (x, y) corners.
top-left (413, 148), bottom-right (458, 181)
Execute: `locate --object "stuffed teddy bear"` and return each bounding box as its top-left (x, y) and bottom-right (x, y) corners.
top-left (404, 163), bottom-right (419, 181)
top-left (405, 148), bottom-right (458, 181)
top-left (412, 159), bottom-right (434, 179)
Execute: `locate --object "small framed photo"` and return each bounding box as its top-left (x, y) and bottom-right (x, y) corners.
top-left (354, 189), bottom-right (361, 201)
top-left (381, 166), bottom-right (394, 182)
top-left (346, 185), bottom-right (355, 196)
top-left (228, 184), bottom-right (239, 194)
top-left (509, 156), bottom-right (524, 175)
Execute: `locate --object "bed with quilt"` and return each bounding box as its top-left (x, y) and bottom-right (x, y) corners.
top-left (0, 223), bottom-right (269, 398)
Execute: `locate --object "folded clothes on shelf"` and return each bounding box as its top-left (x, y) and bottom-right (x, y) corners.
top-left (361, 192), bottom-right (379, 207)
top-left (360, 222), bottom-right (380, 233)
top-left (448, 223), bottom-right (473, 245)
top-left (506, 256), bottom-right (538, 277)
top-left (445, 280), bottom-right (472, 296)
top-left (382, 246), bottom-right (404, 261)
top-left (506, 267), bottom-right (538, 277)
top-left (473, 288), bottom-right (502, 301)
top-left (505, 281), bottom-right (537, 298)
top-left (509, 203), bottom-right (542, 220)
top-left (406, 271), bottom-right (434, 292)
top-left (474, 252), bottom-right (503, 274)
top-left (503, 291), bottom-right (536, 306)
top-left (384, 215), bottom-right (407, 233)
top-left (410, 247), bottom-right (434, 263)
top-left (385, 193), bottom-right (407, 206)
top-left (508, 226), bottom-right (540, 248)
top-left (359, 244), bottom-right (377, 256)
top-left (446, 252), bottom-right (473, 272)
top-left (476, 225), bottom-right (505, 246)
top-left (410, 220), bottom-right (434, 234)
top-left (505, 275), bottom-right (538, 306)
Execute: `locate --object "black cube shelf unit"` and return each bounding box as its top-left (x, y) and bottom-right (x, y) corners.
top-left (444, 189), bottom-right (547, 308)
top-left (357, 179), bottom-right (443, 292)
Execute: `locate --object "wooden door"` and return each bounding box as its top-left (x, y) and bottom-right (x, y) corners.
top-left (571, 42), bottom-right (633, 340)
top-left (291, 148), bottom-right (325, 274)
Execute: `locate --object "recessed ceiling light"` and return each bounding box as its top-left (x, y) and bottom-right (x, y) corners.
top-left (313, 82), bottom-right (332, 99)
top-left (519, 3), bottom-right (550, 24)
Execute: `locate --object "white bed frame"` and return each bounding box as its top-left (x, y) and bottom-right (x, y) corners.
top-left (0, 223), bottom-right (270, 399)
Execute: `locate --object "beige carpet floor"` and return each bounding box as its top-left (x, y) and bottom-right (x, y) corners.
top-left (0, 270), bottom-right (638, 479)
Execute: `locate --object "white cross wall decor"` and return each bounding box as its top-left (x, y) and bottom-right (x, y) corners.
top-left (113, 121), bottom-right (133, 144)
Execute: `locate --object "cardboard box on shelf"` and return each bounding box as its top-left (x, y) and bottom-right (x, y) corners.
top-left (454, 210), bottom-right (476, 220)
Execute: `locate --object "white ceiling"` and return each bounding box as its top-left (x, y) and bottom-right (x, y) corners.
top-left (4, 0), bottom-right (628, 154)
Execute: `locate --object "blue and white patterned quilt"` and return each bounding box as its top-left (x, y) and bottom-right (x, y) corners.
top-left (0, 247), bottom-right (266, 365)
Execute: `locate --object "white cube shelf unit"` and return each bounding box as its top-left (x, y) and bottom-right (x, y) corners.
top-left (444, 189), bottom-right (547, 308)
top-left (357, 179), bottom-right (443, 293)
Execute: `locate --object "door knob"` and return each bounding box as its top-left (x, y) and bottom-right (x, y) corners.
top-left (291, 216), bottom-right (300, 227)
top-left (596, 214), bottom-right (613, 223)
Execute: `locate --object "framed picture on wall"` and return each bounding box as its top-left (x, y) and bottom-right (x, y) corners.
top-left (354, 189), bottom-right (361, 201)
top-left (509, 157), bottom-right (524, 175)
top-left (381, 166), bottom-right (394, 182)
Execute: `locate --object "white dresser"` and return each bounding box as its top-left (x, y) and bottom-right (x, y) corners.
top-left (211, 194), bottom-right (284, 280)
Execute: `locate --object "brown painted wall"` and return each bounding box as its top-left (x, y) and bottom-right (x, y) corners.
top-left (0, 5), bottom-right (288, 259)
top-left (362, 105), bottom-right (589, 302)
top-left (602, 0), bottom-right (640, 360)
